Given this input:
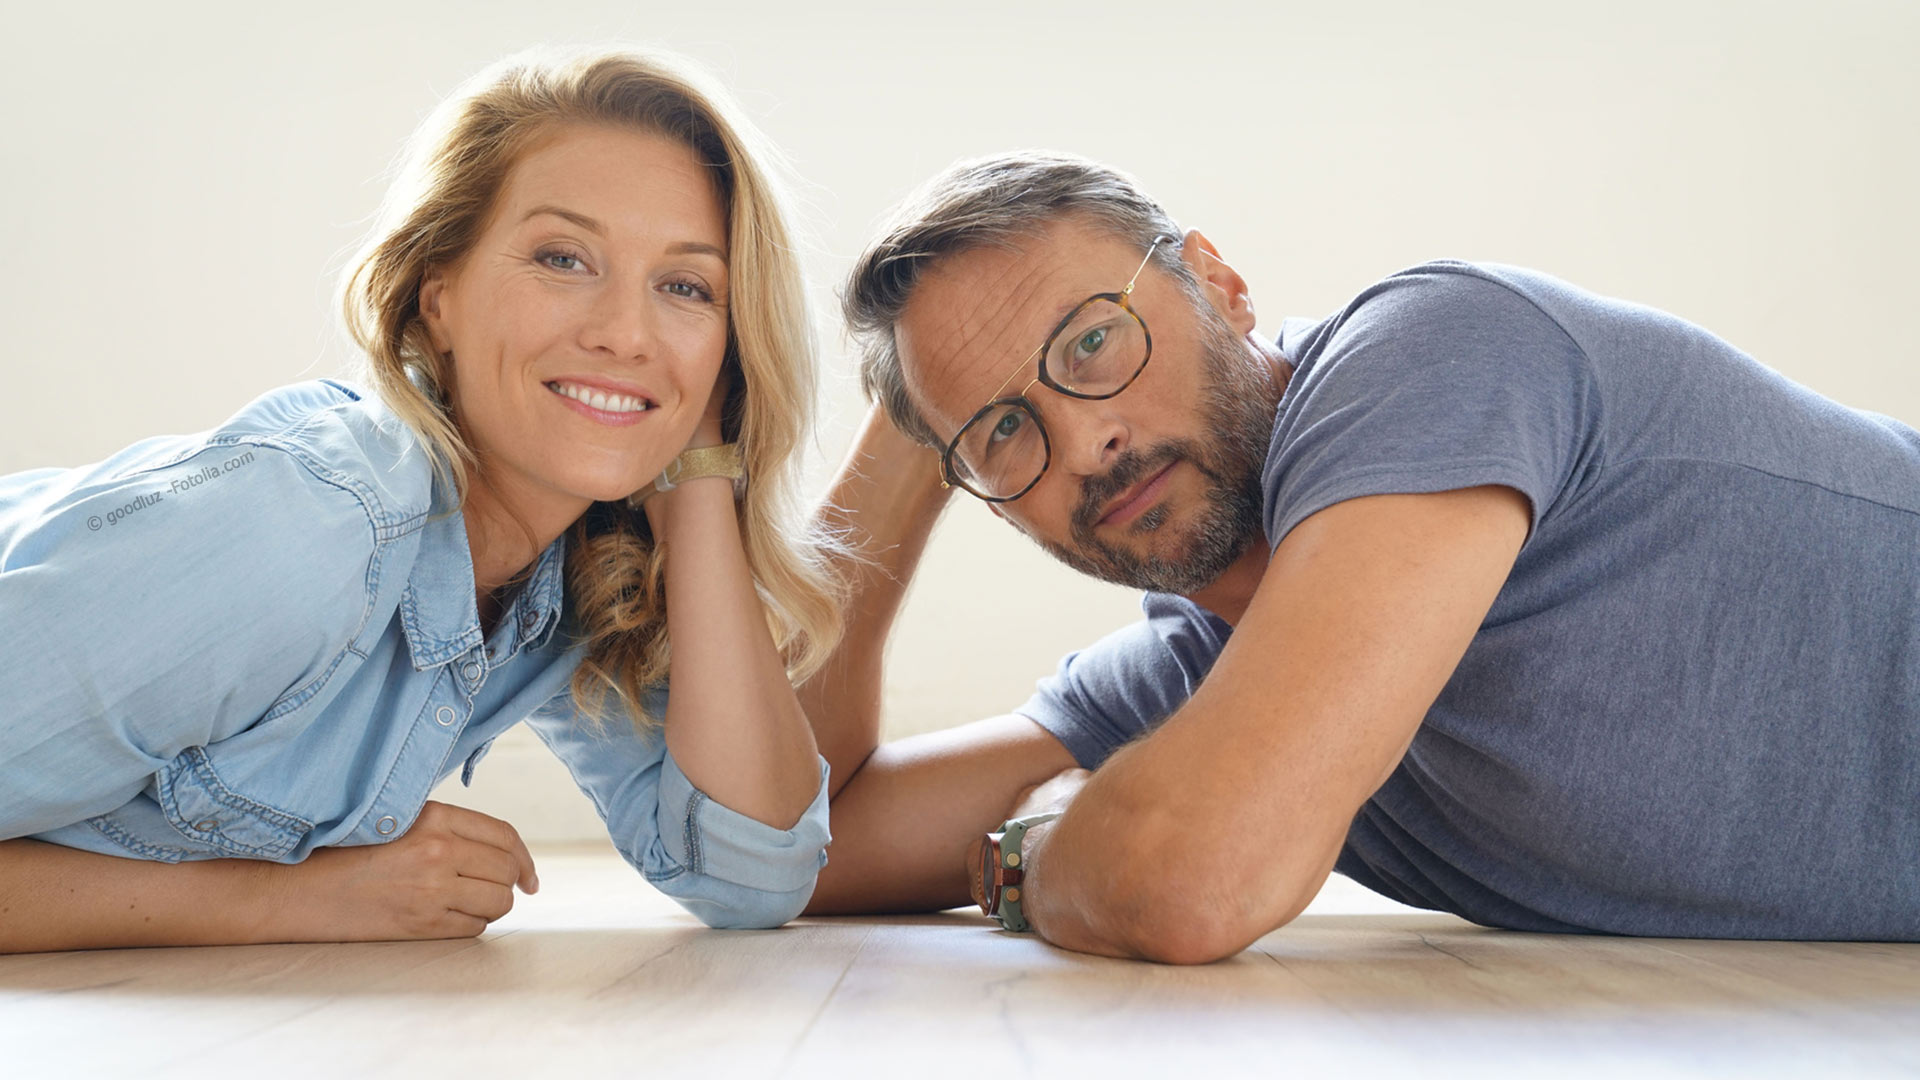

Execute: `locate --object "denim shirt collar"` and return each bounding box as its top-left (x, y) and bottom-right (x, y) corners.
top-left (400, 482), bottom-right (567, 671)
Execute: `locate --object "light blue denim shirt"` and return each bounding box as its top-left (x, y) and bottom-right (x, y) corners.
top-left (0, 378), bottom-right (831, 929)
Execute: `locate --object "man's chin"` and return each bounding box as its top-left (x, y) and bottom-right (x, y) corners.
top-left (1044, 520), bottom-right (1241, 595)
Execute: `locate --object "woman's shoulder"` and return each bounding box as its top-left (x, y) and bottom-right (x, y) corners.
top-left (209, 377), bottom-right (438, 526)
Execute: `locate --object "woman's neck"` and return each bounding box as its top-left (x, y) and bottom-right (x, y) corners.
top-left (461, 466), bottom-right (587, 620)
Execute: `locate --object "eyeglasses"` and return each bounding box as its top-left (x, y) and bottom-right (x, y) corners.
top-left (939, 234), bottom-right (1176, 503)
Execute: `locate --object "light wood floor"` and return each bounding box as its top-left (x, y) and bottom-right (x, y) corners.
top-left (5, 846), bottom-right (1918, 1079)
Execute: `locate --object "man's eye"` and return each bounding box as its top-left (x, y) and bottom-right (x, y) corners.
top-left (1074, 327), bottom-right (1107, 360)
top-left (991, 411), bottom-right (1024, 441)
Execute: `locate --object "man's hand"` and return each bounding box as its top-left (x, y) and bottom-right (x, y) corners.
top-left (1006, 767), bottom-right (1092, 820)
top-left (965, 767), bottom-right (1089, 912)
top-left (1019, 486), bottom-right (1532, 963)
top-left (276, 801), bottom-right (539, 942)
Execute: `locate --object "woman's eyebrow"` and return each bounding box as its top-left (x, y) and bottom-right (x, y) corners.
top-left (519, 207), bottom-right (724, 264)
top-left (667, 241), bottom-right (726, 263)
top-left (521, 205), bottom-right (603, 234)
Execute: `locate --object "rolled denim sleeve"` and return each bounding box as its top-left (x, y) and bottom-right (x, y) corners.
top-left (524, 688), bottom-right (831, 929)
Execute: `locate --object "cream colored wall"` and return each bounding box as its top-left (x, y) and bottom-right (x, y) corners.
top-left (3, 1), bottom-right (1914, 844)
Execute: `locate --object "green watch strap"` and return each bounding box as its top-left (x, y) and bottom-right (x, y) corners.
top-left (988, 811), bottom-right (1062, 933)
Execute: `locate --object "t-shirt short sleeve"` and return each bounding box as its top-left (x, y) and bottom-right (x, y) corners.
top-left (1013, 593), bottom-right (1231, 768)
top-left (1265, 264), bottom-right (1599, 550)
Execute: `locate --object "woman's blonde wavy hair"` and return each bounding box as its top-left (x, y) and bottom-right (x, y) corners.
top-left (340, 45), bottom-right (843, 731)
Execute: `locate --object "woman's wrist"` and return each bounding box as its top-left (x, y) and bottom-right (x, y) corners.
top-left (643, 470), bottom-right (739, 542)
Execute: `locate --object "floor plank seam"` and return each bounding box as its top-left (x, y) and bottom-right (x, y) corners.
top-left (1415, 931), bottom-right (1489, 972)
top-left (777, 923), bottom-right (874, 1076)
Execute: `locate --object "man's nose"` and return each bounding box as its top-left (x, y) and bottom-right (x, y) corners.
top-left (1044, 396), bottom-right (1129, 479)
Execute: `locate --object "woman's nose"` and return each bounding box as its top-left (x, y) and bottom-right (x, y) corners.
top-left (579, 275), bottom-right (659, 360)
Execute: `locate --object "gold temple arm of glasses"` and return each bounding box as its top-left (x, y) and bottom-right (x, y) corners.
top-left (1122, 234), bottom-right (1172, 297)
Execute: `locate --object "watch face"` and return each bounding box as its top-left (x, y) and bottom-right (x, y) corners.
top-left (979, 834), bottom-right (1001, 917)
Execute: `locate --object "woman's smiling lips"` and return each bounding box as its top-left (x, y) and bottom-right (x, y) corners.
top-left (1098, 460), bottom-right (1178, 528)
top-left (544, 377), bottom-right (658, 428)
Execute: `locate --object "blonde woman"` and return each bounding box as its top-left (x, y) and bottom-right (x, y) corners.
top-left (0, 46), bottom-right (843, 951)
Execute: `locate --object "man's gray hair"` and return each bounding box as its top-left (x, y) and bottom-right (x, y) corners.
top-left (842, 150), bottom-right (1192, 449)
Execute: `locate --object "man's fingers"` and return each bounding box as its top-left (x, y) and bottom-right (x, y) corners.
top-left (436, 804), bottom-right (540, 893)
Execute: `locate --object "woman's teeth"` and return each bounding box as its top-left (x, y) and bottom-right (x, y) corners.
top-left (546, 381), bottom-right (652, 414)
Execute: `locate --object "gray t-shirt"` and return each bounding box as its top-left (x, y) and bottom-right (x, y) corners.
top-left (1017, 260), bottom-right (1920, 939)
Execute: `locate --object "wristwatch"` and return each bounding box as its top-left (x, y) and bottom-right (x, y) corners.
top-left (978, 811), bottom-right (1062, 933)
top-left (626, 443), bottom-right (744, 507)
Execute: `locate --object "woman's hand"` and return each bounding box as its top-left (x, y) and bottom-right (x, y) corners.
top-left (684, 360), bottom-right (731, 451)
top-left (274, 801), bottom-right (540, 942)
top-left (642, 362), bottom-right (733, 536)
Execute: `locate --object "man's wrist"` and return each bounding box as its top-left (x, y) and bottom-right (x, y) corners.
top-left (981, 812), bottom-right (1062, 933)
top-left (1011, 818), bottom-right (1056, 936)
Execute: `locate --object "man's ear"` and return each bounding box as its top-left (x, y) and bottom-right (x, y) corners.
top-left (1178, 228), bottom-right (1256, 336)
top-left (419, 270), bottom-right (453, 354)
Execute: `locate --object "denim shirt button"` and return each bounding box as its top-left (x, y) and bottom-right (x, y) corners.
top-left (461, 662), bottom-right (481, 682)
top-left (193, 818), bottom-right (219, 831)
top-left (435, 705), bottom-right (456, 727)
top-left (376, 815), bottom-right (398, 835)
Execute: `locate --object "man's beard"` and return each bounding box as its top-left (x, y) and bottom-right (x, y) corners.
top-left (1033, 301), bottom-right (1277, 594)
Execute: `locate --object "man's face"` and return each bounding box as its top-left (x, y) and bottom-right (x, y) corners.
top-left (896, 217), bottom-right (1277, 594)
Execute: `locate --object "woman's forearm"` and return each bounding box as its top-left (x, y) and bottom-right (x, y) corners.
top-left (0, 838), bottom-right (284, 953)
top-left (796, 406), bottom-right (951, 796)
top-left (2, 800), bottom-right (540, 952)
top-left (655, 477), bottom-right (822, 827)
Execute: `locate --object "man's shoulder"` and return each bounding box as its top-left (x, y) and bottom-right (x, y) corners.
top-left (1281, 259), bottom-right (1594, 400)
top-left (1338, 259), bottom-right (1582, 341)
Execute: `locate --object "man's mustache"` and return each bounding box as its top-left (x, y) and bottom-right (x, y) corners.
top-left (1072, 444), bottom-right (1188, 534)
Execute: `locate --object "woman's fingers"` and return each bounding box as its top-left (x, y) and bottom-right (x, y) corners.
top-left (427, 801), bottom-right (540, 893)
top-left (453, 839), bottom-right (525, 890)
top-left (446, 875), bottom-right (517, 923)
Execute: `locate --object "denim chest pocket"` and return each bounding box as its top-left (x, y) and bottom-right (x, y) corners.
top-left (88, 746), bottom-right (315, 863)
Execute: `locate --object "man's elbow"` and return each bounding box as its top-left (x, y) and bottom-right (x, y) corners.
top-left (1120, 894), bottom-right (1279, 965)
top-left (1104, 844), bottom-right (1324, 965)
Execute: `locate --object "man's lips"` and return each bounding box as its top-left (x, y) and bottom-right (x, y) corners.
top-left (1097, 460), bottom-right (1178, 527)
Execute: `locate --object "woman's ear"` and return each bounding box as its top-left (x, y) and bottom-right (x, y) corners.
top-left (419, 270), bottom-right (453, 355)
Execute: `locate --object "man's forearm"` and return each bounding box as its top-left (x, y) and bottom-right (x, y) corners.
top-left (1014, 731), bottom-right (1338, 965)
top-left (0, 838), bottom-right (286, 953)
top-left (798, 406), bottom-right (951, 796)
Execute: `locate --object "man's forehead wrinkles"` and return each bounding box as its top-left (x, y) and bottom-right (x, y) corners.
top-left (908, 250), bottom-right (1077, 430)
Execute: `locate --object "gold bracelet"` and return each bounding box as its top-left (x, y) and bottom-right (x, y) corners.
top-left (626, 443), bottom-right (744, 507)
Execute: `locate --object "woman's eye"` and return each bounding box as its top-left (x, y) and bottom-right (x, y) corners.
top-left (537, 251), bottom-right (583, 272)
top-left (665, 280), bottom-right (714, 303)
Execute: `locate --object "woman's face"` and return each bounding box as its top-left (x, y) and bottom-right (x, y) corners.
top-left (420, 122), bottom-right (731, 517)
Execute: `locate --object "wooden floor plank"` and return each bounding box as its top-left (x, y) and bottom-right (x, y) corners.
top-left (2, 851), bottom-right (1915, 1079)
